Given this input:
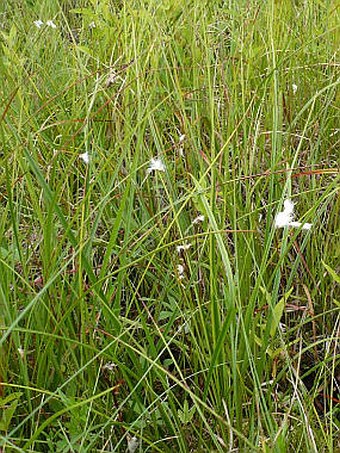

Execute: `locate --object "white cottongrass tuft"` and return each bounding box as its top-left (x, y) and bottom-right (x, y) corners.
top-left (275, 199), bottom-right (294, 228)
top-left (106, 70), bottom-right (118, 87)
top-left (127, 435), bottom-right (139, 453)
top-left (192, 214), bottom-right (205, 225)
top-left (176, 243), bottom-right (192, 253)
top-left (46, 20), bottom-right (57, 29)
top-left (147, 158), bottom-right (166, 174)
top-left (289, 221), bottom-right (313, 230)
top-left (177, 264), bottom-right (185, 279)
top-left (102, 362), bottom-right (117, 372)
top-left (178, 134), bottom-right (186, 157)
top-left (275, 199), bottom-right (312, 230)
top-left (34, 20), bottom-right (44, 28)
top-left (79, 152), bottom-right (90, 164)
top-left (292, 83), bottom-right (298, 94)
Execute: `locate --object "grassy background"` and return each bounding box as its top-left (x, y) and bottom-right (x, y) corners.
top-left (0, 0), bottom-right (339, 451)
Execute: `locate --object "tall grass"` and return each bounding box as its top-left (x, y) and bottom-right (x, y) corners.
top-left (0, 0), bottom-right (339, 451)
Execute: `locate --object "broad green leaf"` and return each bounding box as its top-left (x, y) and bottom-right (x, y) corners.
top-left (0, 392), bottom-right (22, 407)
top-left (0, 392), bottom-right (22, 431)
top-left (270, 287), bottom-right (294, 337)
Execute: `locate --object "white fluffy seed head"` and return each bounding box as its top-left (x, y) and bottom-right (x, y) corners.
top-left (192, 215), bottom-right (205, 225)
top-left (283, 199), bottom-right (294, 214)
top-left (147, 158), bottom-right (166, 174)
top-left (275, 211), bottom-right (293, 228)
top-left (34, 20), bottom-right (44, 28)
top-left (176, 243), bottom-right (191, 253)
top-left (79, 152), bottom-right (90, 164)
top-left (127, 436), bottom-right (139, 453)
top-left (46, 20), bottom-right (57, 28)
top-left (177, 264), bottom-right (185, 279)
top-left (275, 199), bottom-right (312, 230)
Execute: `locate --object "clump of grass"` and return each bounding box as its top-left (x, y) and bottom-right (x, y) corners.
top-left (0, 0), bottom-right (339, 451)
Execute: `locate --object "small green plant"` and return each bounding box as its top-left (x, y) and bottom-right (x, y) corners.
top-left (178, 400), bottom-right (196, 425)
top-left (0, 393), bottom-right (22, 433)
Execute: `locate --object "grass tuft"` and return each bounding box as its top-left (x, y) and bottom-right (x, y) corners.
top-left (0, 0), bottom-right (339, 451)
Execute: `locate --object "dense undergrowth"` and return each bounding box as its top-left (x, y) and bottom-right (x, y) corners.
top-left (0, 0), bottom-right (339, 451)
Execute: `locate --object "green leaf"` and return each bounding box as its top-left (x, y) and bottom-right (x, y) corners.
top-left (322, 261), bottom-right (340, 284)
top-left (270, 287), bottom-right (293, 337)
top-left (0, 392), bottom-right (22, 431)
top-left (69, 8), bottom-right (94, 16)
top-left (178, 399), bottom-right (195, 425)
top-left (270, 298), bottom-right (285, 337)
top-left (0, 246), bottom-right (20, 261)
top-left (0, 392), bottom-right (22, 407)
top-left (75, 45), bottom-right (94, 57)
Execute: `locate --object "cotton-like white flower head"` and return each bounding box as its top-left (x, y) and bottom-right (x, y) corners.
top-left (46, 20), bottom-right (57, 29)
top-left (147, 158), bottom-right (166, 174)
top-left (178, 134), bottom-right (186, 157)
top-left (176, 243), bottom-right (192, 253)
top-left (289, 221), bottom-right (312, 230)
top-left (292, 83), bottom-right (298, 94)
top-left (177, 264), bottom-right (185, 279)
top-left (102, 361), bottom-right (117, 372)
top-left (127, 436), bottom-right (139, 453)
top-left (283, 199), bottom-right (294, 214)
top-left (275, 199), bottom-right (312, 230)
top-left (192, 214), bottom-right (205, 225)
top-left (106, 70), bottom-right (118, 87)
top-left (79, 152), bottom-right (90, 164)
top-left (34, 20), bottom-right (44, 28)
top-left (275, 199), bottom-right (294, 228)
top-left (89, 21), bottom-right (96, 29)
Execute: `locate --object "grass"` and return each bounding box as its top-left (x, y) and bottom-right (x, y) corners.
top-left (0, 0), bottom-right (339, 451)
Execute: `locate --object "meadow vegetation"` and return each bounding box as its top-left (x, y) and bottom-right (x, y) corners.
top-left (0, 0), bottom-right (339, 451)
